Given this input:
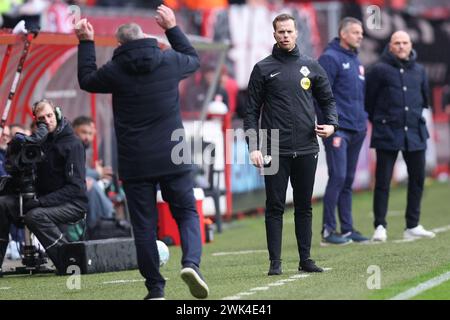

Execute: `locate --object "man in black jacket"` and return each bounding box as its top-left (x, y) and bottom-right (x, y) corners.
top-left (0, 99), bottom-right (87, 275)
top-left (75, 5), bottom-right (208, 300)
top-left (244, 13), bottom-right (338, 276)
top-left (366, 31), bottom-right (435, 242)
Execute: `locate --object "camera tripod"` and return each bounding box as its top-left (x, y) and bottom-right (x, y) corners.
top-left (2, 193), bottom-right (54, 275)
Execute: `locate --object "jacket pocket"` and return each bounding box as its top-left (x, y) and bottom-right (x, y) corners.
top-left (418, 117), bottom-right (429, 142)
top-left (372, 117), bottom-right (395, 142)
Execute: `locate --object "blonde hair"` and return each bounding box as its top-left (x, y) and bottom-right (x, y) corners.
top-left (32, 99), bottom-right (55, 116)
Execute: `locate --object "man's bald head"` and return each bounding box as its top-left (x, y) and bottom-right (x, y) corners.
top-left (389, 31), bottom-right (412, 60)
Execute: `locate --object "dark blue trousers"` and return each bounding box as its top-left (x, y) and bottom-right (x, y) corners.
top-left (123, 171), bottom-right (202, 297)
top-left (322, 129), bottom-right (366, 234)
top-left (374, 149), bottom-right (425, 229)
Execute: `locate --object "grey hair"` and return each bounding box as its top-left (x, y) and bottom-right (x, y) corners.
top-left (115, 23), bottom-right (145, 44)
top-left (338, 17), bottom-right (362, 36)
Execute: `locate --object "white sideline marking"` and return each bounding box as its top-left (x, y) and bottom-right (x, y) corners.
top-left (279, 278), bottom-right (296, 282)
top-left (268, 282), bottom-right (285, 286)
top-left (431, 225), bottom-right (450, 233)
top-left (103, 279), bottom-right (145, 284)
top-left (390, 271), bottom-right (450, 300)
top-left (290, 274), bottom-right (312, 278)
top-left (212, 250), bottom-right (266, 256)
top-left (221, 267), bottom-right (331, 300)
top-left (0, 287), bottom-right (11, 290)
top-left (250, 287), bottom-right (269, 291)
top-left (222, 295), bottom-right (243, 300)
top-left (392, 224), bottom-right (450, 244)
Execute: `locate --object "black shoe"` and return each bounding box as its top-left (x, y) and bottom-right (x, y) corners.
top-left (268, 260), bottom-right (282, 276)
top-left (180, 264), bottom-right (209, 299)
top-left (0, 268), bottom-right (3, 278)
top-left (299, 259), bottom-right (323, 273)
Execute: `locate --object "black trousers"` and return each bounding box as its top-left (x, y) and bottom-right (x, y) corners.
top-left (264, 153), bottom-right (318, 262)
top-left (374, 149), bottom-right (426, 229)
top-left (0, 195), bottom-right (85, 270)
top-left (123, 170), bottom-right (202, 297)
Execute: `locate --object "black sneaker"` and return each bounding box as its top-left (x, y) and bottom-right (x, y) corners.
top-left (299, 259), bottom-right (323, 273)
top-left (180, 264), bottom-right (209, 299)
top-left (268, 260), bottom-right (282, 276)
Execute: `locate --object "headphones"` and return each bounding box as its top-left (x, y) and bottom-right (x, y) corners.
top-left (32, 99), bottom-right (63, 123)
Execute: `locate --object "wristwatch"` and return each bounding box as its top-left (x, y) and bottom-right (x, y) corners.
top-left (332, 124), bottom-right (339, 133)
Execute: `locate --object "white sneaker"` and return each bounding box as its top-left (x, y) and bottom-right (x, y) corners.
top-left (9, 241), bottom-right (21, 260)
top-left (372, 225), bottom-right (387, 242)
top-left (5, 241), bottom-right (11, 259)
top-left (404, 225), bottom-right (436, 240)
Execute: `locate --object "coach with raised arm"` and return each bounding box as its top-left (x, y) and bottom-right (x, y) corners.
top-left (75, 5), bottom-right (209, 300)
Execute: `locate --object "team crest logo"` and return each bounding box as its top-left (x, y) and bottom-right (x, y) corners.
top-left (300, 66), bottom-right (310, 77)
top-left (332, 136), bottom-right (342, 148)
top-left (300, 77), bottom-right (311, 90)
top-left (359, 65), bottom-right (365, 80)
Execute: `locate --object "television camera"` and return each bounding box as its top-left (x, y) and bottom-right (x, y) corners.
top-left (1, 122), bottom-right (51, 274)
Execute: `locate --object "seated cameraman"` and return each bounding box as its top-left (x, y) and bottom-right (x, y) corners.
top-left (0, 99), bottom-right (88, 274)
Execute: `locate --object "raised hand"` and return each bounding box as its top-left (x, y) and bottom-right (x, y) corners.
top-left (75, 18), bottom-right (94, 41)
top-left (155, 4), bottom-right (176, 30)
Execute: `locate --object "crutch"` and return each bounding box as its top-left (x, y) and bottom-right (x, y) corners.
top-left (0, 26), bottom-right (39, 137)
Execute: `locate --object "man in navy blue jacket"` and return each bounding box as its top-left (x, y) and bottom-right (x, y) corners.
top-left (317, 17), bottom-right (369, 245)
top-left (366, 31), bottom-right (435, 242)
top-left (75, 5), bottom-right (209, 299)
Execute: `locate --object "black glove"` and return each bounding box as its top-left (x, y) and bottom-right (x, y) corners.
top-left (23, 197), bottom-right (41, 212)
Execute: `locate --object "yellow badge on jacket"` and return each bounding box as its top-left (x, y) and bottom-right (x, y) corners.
top-left (300, 77), bottom-right (311, 90)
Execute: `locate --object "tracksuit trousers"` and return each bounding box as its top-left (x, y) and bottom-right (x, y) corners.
top-left (322, 129), bottom-right (366, 234)
top-left (264, 153), bottom-right (318, 263)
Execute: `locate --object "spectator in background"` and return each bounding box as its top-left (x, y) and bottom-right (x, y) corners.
top-left (443, 85), bottom-right (450, 115)
top-left (1, 0), bottom-right (48, 30)
top-left (4, 124), bottom-right (27, 259)
top-left (0, 126), bottom-right (10, 177)
top-left (317, 17), bottom-right (369, 245)
top-left (182, 62), bottom-right (228, 114)
top-left (365, 30), bottom-right (435, 242)
top-left (442, 85), bottom-right (450, 178)
top-left (72, 116), bottom-right (115, 235)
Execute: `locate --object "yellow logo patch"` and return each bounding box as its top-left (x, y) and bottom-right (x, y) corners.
top-left (300, 77), bottom-right (311, 90)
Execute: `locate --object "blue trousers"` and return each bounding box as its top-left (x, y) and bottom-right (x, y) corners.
top-left (123, 171), bottom-right (202, 297)
top-left (86, 179), bottom-right (114, 230)
top-left (322, 129), bottom-right (366, 234)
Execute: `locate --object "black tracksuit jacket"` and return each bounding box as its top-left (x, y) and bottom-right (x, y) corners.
top-left (36, 118), bottom-right (88, 210)
top-left (244, 44), bottom-right (338, 156)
